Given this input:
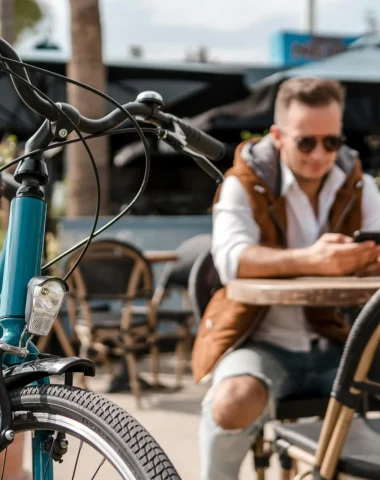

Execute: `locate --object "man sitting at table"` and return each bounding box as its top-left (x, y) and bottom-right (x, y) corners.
top-left (192, 77), bottom-right (380, 480)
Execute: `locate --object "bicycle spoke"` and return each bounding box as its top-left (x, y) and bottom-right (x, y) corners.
top-left (71, 440), bottom-right (83, 480)
top-left (1, 447), bottom-right (7, 480)
top-left (90, 457), bottom-right (105, 480)
top-left (43, 432), bottom-right (57, 480)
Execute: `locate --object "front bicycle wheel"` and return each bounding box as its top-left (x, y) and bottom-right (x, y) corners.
top-left (4, 384), bottom-right (180, 480)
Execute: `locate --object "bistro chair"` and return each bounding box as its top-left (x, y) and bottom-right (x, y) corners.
top-left (133, 233), bottom-right (211, 387)
top-left (274, 286), bottom-right (380, 480)
top-left (65, 238), bottom-right (157, 408)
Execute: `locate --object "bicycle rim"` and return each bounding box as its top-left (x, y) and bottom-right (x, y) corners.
top-left (2, 384), bottom-right (180, 480)
top-left (13, 413), bottom-right (136, 480)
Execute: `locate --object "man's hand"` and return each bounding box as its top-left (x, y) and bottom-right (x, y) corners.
top-left (355, 248), bottom-right (380, 277)
top-left (307, 233), bottom-right (379, 276)
top-left (237, 233), bottom-right (379, 279)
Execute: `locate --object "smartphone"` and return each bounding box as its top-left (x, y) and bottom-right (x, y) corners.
top-left (353, 230), bottom-right (380, 244)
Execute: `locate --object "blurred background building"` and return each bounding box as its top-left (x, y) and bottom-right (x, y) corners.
top-left (0, 0), bottom-right (380, 220)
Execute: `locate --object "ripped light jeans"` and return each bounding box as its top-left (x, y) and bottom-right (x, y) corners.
top-left (199, 339), bottom-right (343, 480)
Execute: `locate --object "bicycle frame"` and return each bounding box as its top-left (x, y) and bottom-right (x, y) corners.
top-left (0, 190), bottom-right (54, 479)
top-left (0, 196), bottom-right (46, 354)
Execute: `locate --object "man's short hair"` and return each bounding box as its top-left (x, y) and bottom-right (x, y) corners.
top-left (274, 77), bottom-right (345, 124)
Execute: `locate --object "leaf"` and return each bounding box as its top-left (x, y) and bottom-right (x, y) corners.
top-left (14, 0), bottom-right (43, 41)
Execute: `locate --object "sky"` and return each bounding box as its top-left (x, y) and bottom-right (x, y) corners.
top-left (17, 0), bottom-right (380, 64)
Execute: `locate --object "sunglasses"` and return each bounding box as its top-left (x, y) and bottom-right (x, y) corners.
top-left (293, 135), bottom-right (345, 154)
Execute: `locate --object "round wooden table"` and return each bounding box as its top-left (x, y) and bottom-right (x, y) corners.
top-left (227, 276), bottom-right (380, 306)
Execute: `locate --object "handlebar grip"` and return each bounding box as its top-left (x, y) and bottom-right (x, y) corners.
top-left (167, 115), bottom-right (225, 161)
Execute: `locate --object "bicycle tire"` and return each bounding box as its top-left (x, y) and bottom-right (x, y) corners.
top-left (8, 384), bottom-right (181, 480)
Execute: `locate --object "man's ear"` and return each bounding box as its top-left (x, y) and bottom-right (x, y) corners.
top-left (270, 125), bottom-right (282, 149)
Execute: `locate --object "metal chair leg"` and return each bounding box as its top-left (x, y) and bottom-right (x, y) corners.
top-left (174, 336), bottom-right (185, 389)
top-left (175, 342), bottom-right (184, 388)
top-left (252, 430), bottom-right (270, 480)
top-left (278, 441), bottom-right (296, 480)
top-left (150, 343), bottom-right (160, 388)
top-left (74, 324), bottom-right (91, 389)
top-left (183, 322), bottom-right (193, 363)
top-left (126, 352), bottom-right (142, 409)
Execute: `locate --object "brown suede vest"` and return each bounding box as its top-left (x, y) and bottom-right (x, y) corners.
top-left (192, 136), bottom-right (364, 383)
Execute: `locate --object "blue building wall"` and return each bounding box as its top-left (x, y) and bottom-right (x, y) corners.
top-left (58, 215), bottom-right (212, 253)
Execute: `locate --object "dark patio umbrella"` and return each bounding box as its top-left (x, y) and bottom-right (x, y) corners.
top-left (192, 34), bottom-right (380, 134)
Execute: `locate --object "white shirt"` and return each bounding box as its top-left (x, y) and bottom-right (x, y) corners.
top-left (212, 162), bottom-right (380, 352)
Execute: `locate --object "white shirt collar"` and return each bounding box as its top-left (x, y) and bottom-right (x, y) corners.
top-left (280, 161), bottom-right (346, 197)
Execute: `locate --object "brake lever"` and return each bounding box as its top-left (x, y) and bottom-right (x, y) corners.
top-left (156, 129), bottom-right (224, 184)
top-left (182, 146), bottom-right (224, 184)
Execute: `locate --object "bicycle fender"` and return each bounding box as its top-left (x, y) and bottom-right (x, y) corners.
top-left (3, 355), bottom-right (95, 391)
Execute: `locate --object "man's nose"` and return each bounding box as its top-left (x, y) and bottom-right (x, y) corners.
top-left (309, 141), bottom-right (327, 158)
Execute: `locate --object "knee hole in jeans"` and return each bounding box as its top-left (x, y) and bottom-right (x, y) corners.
top-left (212, 375), bottom-right (269, 430)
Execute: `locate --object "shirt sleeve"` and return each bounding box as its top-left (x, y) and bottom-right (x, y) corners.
top-left (212, 176), bottom-right (260, 284)
top-left (361, 174), bottom-right (380, 231)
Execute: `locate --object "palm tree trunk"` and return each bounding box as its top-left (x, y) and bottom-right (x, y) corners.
top-left (67, 0), bottom-right (109, 216)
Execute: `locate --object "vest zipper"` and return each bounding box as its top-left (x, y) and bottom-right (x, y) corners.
top-left (268, 205), bottom-right (287, 247)
top-left (330, 196), bottom-right (357, 233)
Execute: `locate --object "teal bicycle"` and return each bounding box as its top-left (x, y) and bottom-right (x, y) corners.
top-left (0, 38), bottom-right (225, 479)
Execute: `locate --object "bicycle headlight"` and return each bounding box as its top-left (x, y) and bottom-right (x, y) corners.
top-left (25, 276), bottom-right (68, 336)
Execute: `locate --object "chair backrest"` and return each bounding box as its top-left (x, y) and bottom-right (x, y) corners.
top-left (303, 284), bottom-right (380, 477)
top-left (188, 249), bottom-right (222, 325)
top-left (158, 233), bottom-right (212, 291)
top-left (65, 239), bottom-right (153, 301)
top-left (332, 288), bottom-right (380, 403)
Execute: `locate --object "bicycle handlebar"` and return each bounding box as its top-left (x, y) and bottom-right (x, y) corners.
top-left (73, 101), bottom-right (226, 163)
top-left (0, 39), bottom-right (59, 121)
top-left (0, 38), bottom-right (226, 177)
top-left (73, 101), bottom-right (225, 182)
